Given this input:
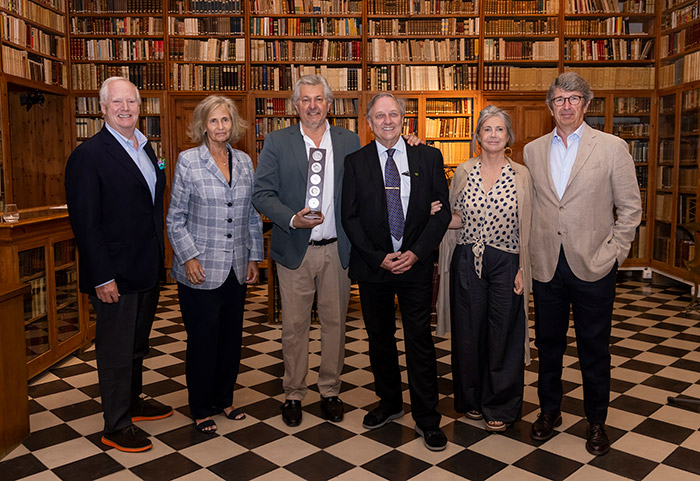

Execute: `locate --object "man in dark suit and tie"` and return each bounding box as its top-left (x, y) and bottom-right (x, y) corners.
top-left (341, 93), bottom-right (451, 451)
top-left (65, 77), bottom-right (172, 453)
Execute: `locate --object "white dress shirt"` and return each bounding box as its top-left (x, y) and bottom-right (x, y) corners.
top-left (549, 122), bottom-right (585, 200)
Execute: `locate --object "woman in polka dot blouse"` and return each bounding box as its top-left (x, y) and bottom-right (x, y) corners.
top-left (438, 105), bottom-right (534, 432)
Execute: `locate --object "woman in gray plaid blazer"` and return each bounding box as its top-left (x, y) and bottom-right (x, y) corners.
top-left (167, 96), bottom-right (264, 434)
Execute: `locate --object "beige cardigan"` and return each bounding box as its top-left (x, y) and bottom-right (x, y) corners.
top-left (435, 157), bottom-right (533, 365)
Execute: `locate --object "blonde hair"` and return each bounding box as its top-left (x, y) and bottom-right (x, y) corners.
top-left (188, 95), bottom-right (247, 145)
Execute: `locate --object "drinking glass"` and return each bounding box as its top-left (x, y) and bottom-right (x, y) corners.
top-left (3, 203), bottom-right (19, 223)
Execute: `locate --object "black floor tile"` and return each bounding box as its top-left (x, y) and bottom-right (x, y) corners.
top-left (52, 399), bottom-right (103, 422)
top-left (249, 378), bottom-right (284, 397)
top-left (225, 423), bottom-right (286, 450)
top-left (243, 397), bottom-right (286, 421)
top-left (52, 453), bottom-right (124, 481)
top-left (641, 375), bottom-right (692, 393)
top-left (0, 454), bottom-right (47, 481)
top-left (439, 449), bottom-right (508, 481)
top-left (294, 422), bottom-right (356, 449)
top-left (362, 450), bottom-right (431, 481)
top-left (285, 451), bottom-right (354, 481)
top-left (23, 424), bottom-right (81, 451)
top-left (130, 452), bottom-right (200, 481)
top-left (662, 446), bottom-right (700, 476)
top-left (442, 420), bottom-right (491, 448)
top-left (609, 394), bottom-right (663, 417)
top-left (141, 379), bottom-right (186, 397)
top-left (361, 421), bottom-right (417, 448)
top-left (632, 418), bottom-right (694, 445)
top-left (514, 449), bottom-right (583, 481)
top-left (156, 424), bottom-right (216, 451)
top-left (27, 379), bottom-right (74, 398)
top-left (208, 452), bottom-right (277, 481)
top-left (589, 449), bottom-right (658, 480)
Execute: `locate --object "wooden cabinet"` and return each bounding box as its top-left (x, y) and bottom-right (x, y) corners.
top-left (0, 208), bottom-right (93, 379)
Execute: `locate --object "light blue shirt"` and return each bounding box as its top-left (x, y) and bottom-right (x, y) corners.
top-left (376, 137), bottom-right (410, 252)
top-left (105, 123), bottom-right (156, 204)
top-left (550, 122), bottom-right (585, 199)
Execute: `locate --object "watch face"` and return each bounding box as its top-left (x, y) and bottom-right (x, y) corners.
top-left (310, 174), bottom-right (322, 185)
top-left (308, 198), bottom-right (320, 209)
top-left (311, 162), bottom-right (323, 173)
top-left (309, 186), bottom-right (320, 196)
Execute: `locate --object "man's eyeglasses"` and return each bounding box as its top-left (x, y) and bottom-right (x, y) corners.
top-left (551, 95), bottom-right (583, 107)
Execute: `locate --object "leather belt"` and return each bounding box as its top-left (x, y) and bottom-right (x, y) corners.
top-left (308, 237), bottom-right (337, 246)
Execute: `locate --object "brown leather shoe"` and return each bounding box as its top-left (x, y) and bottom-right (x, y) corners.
top-left (530, 411), bottom-right (562, 441)
top-left (586, 423), bottom-right (610, 456)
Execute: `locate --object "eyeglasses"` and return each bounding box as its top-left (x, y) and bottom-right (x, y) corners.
top-left (551, 95), bottom-right (583, 107)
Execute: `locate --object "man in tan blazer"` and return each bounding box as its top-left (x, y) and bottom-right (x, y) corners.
top-left (523, 72), bottom-right (642, 456)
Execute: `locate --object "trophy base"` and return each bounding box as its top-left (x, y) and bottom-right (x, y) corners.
top-left (304, 211), bottom-right (322, 220)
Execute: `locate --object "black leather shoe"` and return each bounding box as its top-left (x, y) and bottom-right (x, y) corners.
top-left (415, 426), bottom-right (447, 451)
top-left (530, 411), bottom-right (562, 441)
top-left (131, 396), bottom-right (173, 422)
top-left (101, 425), bottom-right (152, 452)
top-left (586, 423), bottom-right (610, 456)
top-left (362, 407), bottom-right (404, 430)
top-left (281, 400), bottom-right (302, 427)
top-left (321, 396), bottom-right (344, 422)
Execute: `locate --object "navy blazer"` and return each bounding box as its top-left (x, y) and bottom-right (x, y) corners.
top-left (253, 123), bottom-right (361, 270)
top-left (341, 141), bottom-right (451, 283)
top-left (65, 127), bottom-right (166, 295)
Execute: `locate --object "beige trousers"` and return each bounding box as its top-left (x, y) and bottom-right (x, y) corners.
top-left (276, 243), bottom-right (351, 400)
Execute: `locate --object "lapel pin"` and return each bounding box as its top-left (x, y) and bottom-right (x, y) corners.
top-left (157, 158), bottom-right (166, 170)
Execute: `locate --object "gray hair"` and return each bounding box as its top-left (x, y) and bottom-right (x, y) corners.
top-left (366, 93), bottom-right (405, 118)
top-left (291, 75), bottom-right (334, 105)
top-left (474, 105), bottom-right (515, 148)
top-left (99, 76), bottom-right (141, 105)
top-left (187, 95), bottom-right (248, 145)
top-left (546, 72), bottom-right (594, 109)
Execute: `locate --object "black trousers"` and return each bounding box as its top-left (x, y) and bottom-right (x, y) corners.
top-left (178, 269), bottom-right (247, 420)
top-left (533, 248), bottom-right (617, 424)
top-left (450, 244), bottom-right (525, 423)
top-left (358, 273), bottom-right (441, 430)
top-left (91, 285), bottom-right (160, 434)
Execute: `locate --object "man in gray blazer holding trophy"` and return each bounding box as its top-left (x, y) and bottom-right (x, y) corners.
top-left (253, 75), bottom-right (361, 427)
top-left (524, 72), bottom-right (642, 456)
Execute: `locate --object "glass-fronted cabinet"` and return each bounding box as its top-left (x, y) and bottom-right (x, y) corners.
top-left (654, 94), bottom-right (675, 265)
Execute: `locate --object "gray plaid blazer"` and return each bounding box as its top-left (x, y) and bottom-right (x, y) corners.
top-left (167, 144), bottom-right (264, 289)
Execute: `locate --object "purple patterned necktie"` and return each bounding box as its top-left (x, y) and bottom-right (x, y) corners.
top-left (384, 148), bottom-right (404, 241)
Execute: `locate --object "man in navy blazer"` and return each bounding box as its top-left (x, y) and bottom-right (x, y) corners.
top-left (253, 75), bottom-right (361, 427)
top-left (65, 77), bottom-right (172, 453)
top-left (342, 93), bottom-right (451, 451)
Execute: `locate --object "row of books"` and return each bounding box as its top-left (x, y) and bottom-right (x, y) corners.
top-left (169, 38), bottom-right (245, 61)
top-left (658, 165), bottom-right (673, 189)
top-left (612, 122), bottom-right (649, 137)
top-left (368, 0), bottom-right (477, 14)
top-left (587, 98), bottom-right (604, 114)
top-left (250, 65), bottom-right (359, 90)
top-left (404, 98), bottom-right (418, 114)
top-left (2, 15), bottom-right (65, 59)
top-left (614, 96), bottom-right (651, 114)
top-left (255, 116), bottom-right (297, 137)
top-left (19, 247), bottom-right (45, 279)
top-left (659, 25), bottom-right (700, 59)
top-left (3, 45), bottom-right (66, 86)
top-left (250, 39), bottom-right (361, 62)
top-left (401, 117), bottom-right (417, 135)
top-left (70, 16), bottom-right (163, 35)
top-left (168, 0), bottom-right (243, 14)
top-left (661, 2), bottom-right (698, 31)
top-left (484, 0), bottom-right (559, 14)
top-left (635, 164), bottom-right (648, 188)
top-left (682, 89), bottom-right (700, 110)
top-left (251, 0), bottom-right (362, 14)
top-left (627, 139), bottom-right (649, 163)
top-left (70, 38), bottom-right (165, 61)
top-left (429, 140), bottom-right (471, 166)
top-left (251, 16), bottom-right (360, 37)
top-left (367, 64), bottom-right (478, 91)
top-left (76, 116), bottom-right (159, 138)
top-left (563, 38), bottom-right (653, 61)
top-left (656, 193), bottom-right (673, 222)
top-left (483, 39), bottom-right (558, 61)
top-left (485, 18), bottom-right (558, 36)
top-left (629, 225), bottom-right (646, 259)
top-left (680, 141), bottom-right (700, 160)
top-left (564, 0), bottom-right (652, 13)
top-left (169, 17), bottom-right (243, 36)
top-left (368, 18), bottom-right (478, 36)
top-left (4, 0), bottom-right (65, 12)
top-left (24, 277), bottom-right (47, 321)
top-left (658, 140), bottom-right (673, 162)
top-left (368, 38), bottom-right (477, 62)
top-left (329, 117), bottom-right (357, 132)
top-left (565, 66), bottom-right (655, 89)
top-left (679, 166), bottom-right (699, 188)
top-left (564, 17), bottom-right (649, 36)
top-left (3, 0), bottom-right (66, 32)
top-left (68, 0), bottom-right (162, 13)
top-left (425, 117), bottom-right (472, 138)
top-left (483, 66), bottom-right (558, 90)
top-left (71, 62), bottom-right (164, 90)
top-left (426, 98), bottom-right (473, 114)
top-left (171, 63), bottom-right (245, 90)
top-left (75, 95), bottom-right (160, 114)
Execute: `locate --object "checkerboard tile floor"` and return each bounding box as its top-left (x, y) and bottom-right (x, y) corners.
top-left (3, 277), bottom-right (700, 481)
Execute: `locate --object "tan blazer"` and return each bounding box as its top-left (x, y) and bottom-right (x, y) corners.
top-left (436, 157), bottom-right (533, 364)
top-left (523, 123), bottom-right (642, 283)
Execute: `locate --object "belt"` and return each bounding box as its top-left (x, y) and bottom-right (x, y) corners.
top-left (308, 237), bottom-right (337, 246)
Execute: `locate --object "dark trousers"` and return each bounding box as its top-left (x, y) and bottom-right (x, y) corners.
top-left (178, 269), bottom-right (247, 420)
top-left (358, 273), bottom-right (441, 430)
top-left (533, 248), bottom-right (617, 424)
top-left (90, 285), bottom-right (160, 434)
top-left (450, 244), bottom-right (525, 423)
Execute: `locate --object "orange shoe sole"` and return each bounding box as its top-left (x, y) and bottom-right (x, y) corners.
top-left (132, 409), bottom-right (174, 422)
top-left (100, 436), bottom-right (153, 453)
